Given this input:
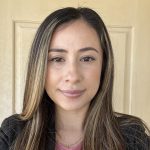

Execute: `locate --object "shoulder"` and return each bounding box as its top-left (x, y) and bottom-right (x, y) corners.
top-left (0, 114), bottom-right (26, 149)
top-left (116, 114), bottom-right (150, 150)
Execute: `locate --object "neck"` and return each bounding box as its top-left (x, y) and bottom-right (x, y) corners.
top-left (55, 106), bottom-right (87, 147)
top-left (55, 107), bottom-right (87, 132)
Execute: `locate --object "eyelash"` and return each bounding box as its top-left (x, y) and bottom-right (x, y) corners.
top-left (80, 56), bottom-right (96, 62)
top-left (49, 57), bottom-right (65, 62)
top-left (49, 56), bottom-right (96, 63)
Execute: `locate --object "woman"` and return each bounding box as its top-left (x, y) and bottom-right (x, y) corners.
top-left (0, 7), bottom-right (149, 150)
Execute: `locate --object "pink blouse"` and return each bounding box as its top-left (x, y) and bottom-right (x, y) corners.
top-left (55, 141), bottom-right (82, 150)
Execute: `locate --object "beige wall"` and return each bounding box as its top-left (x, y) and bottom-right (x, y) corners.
top-left (0, 0), bottom-right (150, 126)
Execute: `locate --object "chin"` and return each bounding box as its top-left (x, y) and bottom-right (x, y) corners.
top-left (57, 102), bottom-right (90, 112)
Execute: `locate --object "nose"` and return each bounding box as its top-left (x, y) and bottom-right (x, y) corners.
top-left (64, 62), bottom-right (82, 83)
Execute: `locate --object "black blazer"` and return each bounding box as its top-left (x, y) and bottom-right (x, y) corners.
top-left (0, 114), bottom-right (150, 150)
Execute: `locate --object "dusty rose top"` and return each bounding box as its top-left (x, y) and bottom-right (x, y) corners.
top-left (55, 141), bottom-right (82, 150)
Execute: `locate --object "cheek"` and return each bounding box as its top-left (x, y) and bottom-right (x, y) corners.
top-left (90, 69), bottom-right (101, 88)
top-left (45, 69), bottom-right (57, 90)
top-left (83, 69), bottom-right (101, 98)
top-left (83, 68), bottom-right (101, 101)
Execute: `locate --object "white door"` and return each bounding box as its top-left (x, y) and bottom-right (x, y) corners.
top-left (0, 0), bottom-right (150, 126)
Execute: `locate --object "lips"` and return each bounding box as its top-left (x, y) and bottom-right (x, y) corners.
top-left (60, 89), bottom-right (86, 98)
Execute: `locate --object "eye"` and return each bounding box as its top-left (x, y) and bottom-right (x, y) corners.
top-left (80, 56), bottom-right (96, 62)
top-left (49, 57), bottom-right (65, 63)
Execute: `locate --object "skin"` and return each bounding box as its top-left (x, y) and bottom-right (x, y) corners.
top-left (45, 19), bottom-right (103, 145)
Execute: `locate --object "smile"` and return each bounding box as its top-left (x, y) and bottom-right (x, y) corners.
top-left (59, 89), bottom-right (86, 98)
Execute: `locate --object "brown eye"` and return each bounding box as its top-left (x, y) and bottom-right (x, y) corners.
top-left (80, 56), bottom-right (95, 62)
top-left (49, 57), bottom-right (65, 62)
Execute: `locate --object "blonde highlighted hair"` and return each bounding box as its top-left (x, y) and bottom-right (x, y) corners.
top-left (11, 7), bottom-right (149, 150)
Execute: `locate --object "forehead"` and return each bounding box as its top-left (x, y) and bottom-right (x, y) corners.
top-left (54, 19), bottom-right (95, 34)
top-left (50, 19), bottom-right (101, 51)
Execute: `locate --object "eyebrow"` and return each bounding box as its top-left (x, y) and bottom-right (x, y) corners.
top-left (49, 47), bottom-right (99, 53)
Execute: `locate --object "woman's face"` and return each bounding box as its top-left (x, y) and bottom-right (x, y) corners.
top-left (45, 19), bottom-right (103, 112)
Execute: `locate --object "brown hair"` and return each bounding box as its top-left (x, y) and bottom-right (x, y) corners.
top-left (12, 7), bottom-right (149, 150)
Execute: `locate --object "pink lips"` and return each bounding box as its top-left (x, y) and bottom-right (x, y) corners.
top-left (60, 89), bottom-right (86, 98)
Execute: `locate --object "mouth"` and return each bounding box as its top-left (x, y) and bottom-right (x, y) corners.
top-left (59, 89), bottom-right (86, 98)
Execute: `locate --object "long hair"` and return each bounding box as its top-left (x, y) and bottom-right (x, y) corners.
top-left (12, 7), bottom-right (149, 150)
